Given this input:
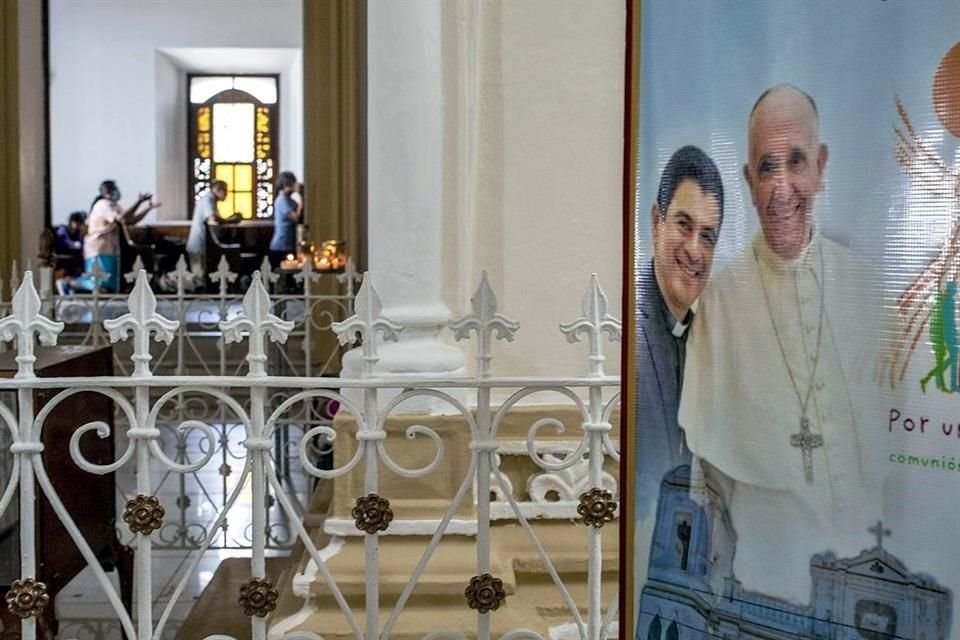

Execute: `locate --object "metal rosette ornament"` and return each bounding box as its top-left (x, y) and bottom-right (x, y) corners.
top-left (239, 577), bottom-right (279, 618)
top-left (351, 493), bottom-right (394, 534)
top-left (464, 573), bottom-right (507, 614)
top-left (122, 494), bottom-right (165, 535)
top-left (577, 487), bottom-right (616, 528)
top-left (5, 578), bottom-right (49, 619)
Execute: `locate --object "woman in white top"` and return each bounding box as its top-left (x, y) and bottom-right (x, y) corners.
top-left (78, 180), bottom-right (160, 292)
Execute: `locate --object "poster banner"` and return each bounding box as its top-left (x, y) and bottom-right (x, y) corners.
top-left (631, 2), bottom-right (960, 639)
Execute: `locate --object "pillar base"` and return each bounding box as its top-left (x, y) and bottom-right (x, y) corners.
top-left (341, 337), bottom-right (466, 414)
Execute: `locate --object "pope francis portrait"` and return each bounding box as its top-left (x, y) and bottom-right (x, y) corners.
top-left (677, 84), bottom-right (881, 606)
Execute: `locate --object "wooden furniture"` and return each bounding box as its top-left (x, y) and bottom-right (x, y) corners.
top-left (37, 228), bottom-right (82, 278)
top-left (120, 225), bottom-right (184, 287)
top-left (0, 346), bottom-right (132, 639)
top-left (142, 220), bottom-right (190, 242)
top-left (148, 219), bottom-right (273, 251)
top-left (119, 223), bottom-right (158, 285)
top-left (205, 222), bottom-right (260, 283)
top-left (147, 219), bottom-right (272, 289)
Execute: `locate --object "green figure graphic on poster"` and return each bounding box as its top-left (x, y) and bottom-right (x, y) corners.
top-left (883, 41), bottom-right (960, 390)
top-left (921, 281), bottom-right (959, 393)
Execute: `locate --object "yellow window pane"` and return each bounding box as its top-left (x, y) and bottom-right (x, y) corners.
top-left (214, 163), bottom-right (234, 184)
top-left (217, 191), bottom-right (253, 219)
top-left (217, 193), bottom-right (234, 219)
top-left (198, 132), bottom-right (211, 159)
top-left (234, 165), bottom-right (253, 192)
top-left (197, 107), bottom-right (211, 132)
top-left (256, 108), bottom-right (270, 133)
top-left (235, 192), bottom-right (253, 219)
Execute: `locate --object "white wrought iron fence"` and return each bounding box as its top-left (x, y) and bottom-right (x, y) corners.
top-left (0, 268), bottom-right (621, 640)
top-left (1, 255), bottom-right (360, 379)
top-left (0, 256), bottom-right (358, 552)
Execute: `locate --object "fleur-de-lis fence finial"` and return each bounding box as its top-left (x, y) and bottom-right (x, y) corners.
top-left (103, 270), bottom-right (179, 377)
top-left (259, 256), bottom-right (280, 286)
top-left (220, 271), bottom-right (294, 377)
top-left (211, 255), bottom-right (237, 291)
top-left (172, 254), bottom-right (193, 292)
top-left (294, 258), bottom-right (321, 286)
top-left (331, 273), bottom-right (402, 375)
top-left (0, 272), bottom-right (64, 378)
top-left (337, 258), bottom-right (363, 298)
top-left (448, 271), bottom-right (519, 377)
top-left (559, 274), bottom-right (621, 377)
top-left (123, 256), bottom-right (151, 284)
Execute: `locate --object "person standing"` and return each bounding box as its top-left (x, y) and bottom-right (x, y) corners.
top-left (268, 171), bottom-right (303, 268)
top-left (186, 179), bottom-right (229, 279)
top-left (78, 180), bottom-right (161, 292)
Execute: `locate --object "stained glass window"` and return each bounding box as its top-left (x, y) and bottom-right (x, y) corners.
top-left (188, 75), bottom-right (279, 219)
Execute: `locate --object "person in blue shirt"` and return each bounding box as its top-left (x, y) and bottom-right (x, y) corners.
top-left (55, 211), bottom-right (86, 256)
top-left (53, 211), bottom-right (87, 295)
top-left (269, 171), bottom-right (303, 268)
top-left (54, 211), bottom-right (87, 260)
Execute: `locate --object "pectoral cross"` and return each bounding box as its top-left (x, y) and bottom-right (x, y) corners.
top-left (790, 416), bottom-right (823, 484)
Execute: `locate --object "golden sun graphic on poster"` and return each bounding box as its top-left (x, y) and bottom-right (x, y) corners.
top-left (883, 42), bottom-right (960, 392)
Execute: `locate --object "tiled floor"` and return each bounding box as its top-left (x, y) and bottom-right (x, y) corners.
top-left (56, 550), bottom-right (224, 640)
top-left (51, 419), bottom-right (317, 640)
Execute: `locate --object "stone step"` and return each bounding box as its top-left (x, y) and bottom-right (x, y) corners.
top-left (267, 578), bottom-right (618, 640)
top-left (273, 525), bottom-right (619, 615)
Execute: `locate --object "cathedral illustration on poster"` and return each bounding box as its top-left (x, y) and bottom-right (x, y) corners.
top-left (637, 466), bottom-right (952, 640)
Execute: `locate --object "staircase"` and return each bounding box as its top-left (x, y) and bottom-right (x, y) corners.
top-left (267, 404), bottom-right (620, 639)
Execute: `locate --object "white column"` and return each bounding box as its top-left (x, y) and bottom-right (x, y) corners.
top-left (342, 0), bottom-right (465, 392)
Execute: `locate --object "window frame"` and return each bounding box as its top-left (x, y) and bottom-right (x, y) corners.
top-left (186, 73), bottom-right (281, 220)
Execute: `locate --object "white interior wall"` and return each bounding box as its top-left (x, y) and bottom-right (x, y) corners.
top-left (443, 0), bottom-right (625, 379)
top-left (281, 52), bottom-right (305, 190)
top-left (49, 0), bottom-right (302, 224)
top-left (154, 53), bottom-right (184, 222)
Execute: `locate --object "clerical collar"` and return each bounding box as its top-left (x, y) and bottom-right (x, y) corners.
top-left (753, 227), bottom-right (820, 274)
top-left (669, 302), bottom-right (696, 338)
top-left (649, 261), bottom-right (697, 337)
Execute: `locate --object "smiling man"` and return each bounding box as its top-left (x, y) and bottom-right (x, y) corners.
top-left (635, 145), bottom-right (723, 521)
top-left (678, 84), bottom-right (878, 605)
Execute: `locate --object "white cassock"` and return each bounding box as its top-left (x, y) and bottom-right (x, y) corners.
top-left (678, 230), bottom-right (883, 606)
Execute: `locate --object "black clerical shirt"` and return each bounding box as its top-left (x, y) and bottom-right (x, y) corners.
top-left (657, 276), bottom-right (694, 396)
